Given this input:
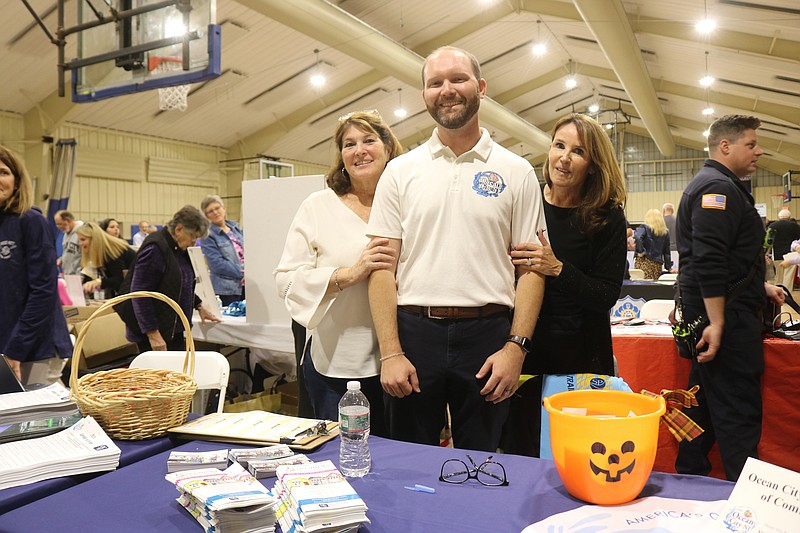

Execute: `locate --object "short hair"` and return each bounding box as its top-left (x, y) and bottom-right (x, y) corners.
top-left (778, 209), bottom-right (791, 220)
top-left (0, 145), bottom-right (33, 214)
top-left (542, 113), bottom-right (627, 235)
top-left (200, 194), bottom-right (224, 214)
top-left (77, 222), bottom-right (132, 268)
top-left (662, 203), bottom-right (674, 214)
top-left (55, 209), bottom-right (75, 221)
top-left (707, 114), bottom-right (761, 151)
top-left (166, 205), bottom-right (210, 238)
top-left (422, 46), bottom-right (481, 86)
top-left (326, 111), bottom-right (403, 196)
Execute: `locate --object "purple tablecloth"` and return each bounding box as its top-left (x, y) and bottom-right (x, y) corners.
top-left (0, 436), bottom-right (733, 532)
top-left (0, 434), bottom-right (182, 515)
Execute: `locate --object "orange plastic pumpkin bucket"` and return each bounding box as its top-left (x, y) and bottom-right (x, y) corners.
top-left (543, 389), bottom-right (666, 505)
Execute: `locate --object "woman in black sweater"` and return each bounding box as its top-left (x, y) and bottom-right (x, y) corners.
top-left (77, 222), bottom-right (137, 299)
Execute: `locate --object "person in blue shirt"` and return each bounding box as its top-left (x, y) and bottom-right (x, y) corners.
top-left (0, 145), bottom-right (71, 387)
top-left (200, 195), bottom-right (245, 307)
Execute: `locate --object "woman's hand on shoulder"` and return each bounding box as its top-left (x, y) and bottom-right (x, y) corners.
top-left (510, 229), bottom-right (563, 277)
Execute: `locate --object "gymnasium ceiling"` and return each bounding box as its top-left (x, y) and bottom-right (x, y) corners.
top-left (3, 0), bottom-right (800, 176)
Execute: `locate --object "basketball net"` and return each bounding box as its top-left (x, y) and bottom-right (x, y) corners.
top-left (150, 57), bottom-right (189, 111)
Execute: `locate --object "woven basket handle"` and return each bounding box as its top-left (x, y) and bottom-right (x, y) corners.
top-left (69, 291), bottom-right (196, 390)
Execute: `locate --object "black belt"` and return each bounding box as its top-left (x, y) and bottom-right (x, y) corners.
top-left (399, 304), bottom-right (510, 320)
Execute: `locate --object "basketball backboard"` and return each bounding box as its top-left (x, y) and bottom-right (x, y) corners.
top-left (784, 170), bottom-right (799, 203)
top-left (67, 0), bottom-right (221, 103)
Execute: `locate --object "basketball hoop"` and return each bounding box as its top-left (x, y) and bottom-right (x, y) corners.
top-left (771, 194), bottom-right (787, 212)
top-left (149, 56), bottom-right (189, 111)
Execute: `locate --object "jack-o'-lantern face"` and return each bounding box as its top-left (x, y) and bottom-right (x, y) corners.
top-left (589, 440), bottom-right (636, 482)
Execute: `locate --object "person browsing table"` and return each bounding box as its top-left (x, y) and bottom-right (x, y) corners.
top-left (274, 111), bottom-right (401, 437)
top-left (77, 222), bottom-right (136, 299)
top-left (124, 206), bottom-right (220, 352)
top-left (367, 47), bottom-right (547, 451)
top-left (200, 195), bottom-right (245, 307)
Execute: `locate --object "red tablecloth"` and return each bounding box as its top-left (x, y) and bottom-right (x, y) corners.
top-left (612, 334), bottom-right (799, 478)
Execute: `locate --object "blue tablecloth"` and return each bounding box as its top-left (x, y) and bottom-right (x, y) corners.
top-left (0, 434), bottom-right (183, 515)
top-left (0, 436), bottom-right (733, 532)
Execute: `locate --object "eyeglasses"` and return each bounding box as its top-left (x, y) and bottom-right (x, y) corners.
top-left (439, 454), bottom-right (508, 486)
top-left (337, 109), bottom-right (381, 122)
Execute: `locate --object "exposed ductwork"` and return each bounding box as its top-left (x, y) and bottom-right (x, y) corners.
top-left (235, 0), bottom-right (552, 155)
top-left (572, 0), bottom-right (675, 156)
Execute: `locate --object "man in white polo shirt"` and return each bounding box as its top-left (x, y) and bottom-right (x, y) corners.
top-left (367, 46), bottom-right (547, 451)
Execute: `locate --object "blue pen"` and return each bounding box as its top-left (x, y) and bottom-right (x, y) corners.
top-left (403, 484), bottom-right (436, 494)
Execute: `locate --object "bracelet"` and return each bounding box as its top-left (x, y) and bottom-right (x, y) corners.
top-left (380, 351), bottom-right (405, 362)
top-left (333, 268), bottom-right (343, 292)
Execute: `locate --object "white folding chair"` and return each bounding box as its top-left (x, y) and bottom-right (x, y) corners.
top-left (638, 299), bottom-right (675, 320)
top-left (658, 273), bottom-right (678, 281)
top-left (130, 351), bottom-right (230, 413)
top-left (628, 268), bottom-right (645, 280)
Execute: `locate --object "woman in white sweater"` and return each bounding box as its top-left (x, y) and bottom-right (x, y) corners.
top-left (274, 111), bottom-right (402, 435)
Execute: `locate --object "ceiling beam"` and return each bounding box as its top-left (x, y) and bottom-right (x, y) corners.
top-left (230, 0), bottom-right (550, 156)
top-left (573, 0), bottom-right (674, 157)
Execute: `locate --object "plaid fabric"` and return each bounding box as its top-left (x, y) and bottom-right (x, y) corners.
top-left (641, 386), bottom-right (704, 442)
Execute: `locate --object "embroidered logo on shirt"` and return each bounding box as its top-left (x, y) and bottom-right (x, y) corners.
top-left (0, 240), bottom-right (16, 260)
top-left (472, 171), bottom-right (506, 197)
top-left (701, 194), bottom-right (726, 210)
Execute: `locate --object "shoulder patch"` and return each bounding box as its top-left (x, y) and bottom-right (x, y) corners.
top-left (701, 194), bottom-right (726, 210)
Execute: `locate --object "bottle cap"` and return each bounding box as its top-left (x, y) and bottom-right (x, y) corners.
top-left (346, 381), bottom-right (361, 391)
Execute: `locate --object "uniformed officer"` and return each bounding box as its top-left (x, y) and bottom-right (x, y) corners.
top-left (675, 114), bottom-right (784, 481)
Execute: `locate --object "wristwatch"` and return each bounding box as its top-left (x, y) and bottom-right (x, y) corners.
top-left (506, 335), bottom-right (532, 354)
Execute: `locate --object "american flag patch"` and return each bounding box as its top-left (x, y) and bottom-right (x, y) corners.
top-left (701, 194), bottom-right (726, 210)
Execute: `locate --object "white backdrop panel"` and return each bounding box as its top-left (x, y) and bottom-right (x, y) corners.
top-left (243, 175), bottom-right (325, 326)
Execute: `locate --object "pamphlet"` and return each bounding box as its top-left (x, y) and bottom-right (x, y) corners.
top-left (718, 457), bottom-right (800, 533)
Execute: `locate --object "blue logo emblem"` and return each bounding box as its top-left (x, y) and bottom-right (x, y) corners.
top-left (472, 171), bottom-right (506, 197)
top-left (589, 377), bottom-right (607, 389)
top-left (611, 295), bottom-right (646, 318)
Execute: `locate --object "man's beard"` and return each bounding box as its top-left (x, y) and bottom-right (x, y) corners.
top-left (428, 90), bottom-right (480, 129)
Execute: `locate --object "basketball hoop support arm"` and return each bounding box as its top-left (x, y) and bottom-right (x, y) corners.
top-left (19, 0), bottom-right (194, 97)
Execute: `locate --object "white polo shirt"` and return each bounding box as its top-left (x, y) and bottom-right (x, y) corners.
top-left (368, 128), bottom-right (546, 308)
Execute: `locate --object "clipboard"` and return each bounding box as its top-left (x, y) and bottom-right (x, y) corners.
top-left (168, 411), bottom-right (339, 451)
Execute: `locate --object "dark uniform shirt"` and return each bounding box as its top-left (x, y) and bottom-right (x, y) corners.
top-left (676, 159), bottom-right (766, 312)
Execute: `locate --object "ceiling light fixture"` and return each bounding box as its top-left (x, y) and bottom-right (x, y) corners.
top-left (588, 102), bottom-right (600, 114)
top-left (699, 51), bottom-right (714, 88)
top-left (702, 106), bottom-right (715, 115)
top-left (564, 60), bottom-right (577, 89)
top-left (532, 19), bottom-right (547, 57)
top-left (394, 88), bottom-right (407, 118)
top-left (695, 0), bottom-right (716, 34)
top-left (310, 49), bottom-right (326, 88)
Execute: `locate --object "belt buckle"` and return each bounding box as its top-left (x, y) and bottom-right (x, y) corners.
top-left (426, 307), bottom-right (446, 320)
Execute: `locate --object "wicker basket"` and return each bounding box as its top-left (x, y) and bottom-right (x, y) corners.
top-left (69, 291), bottom-right (197, 440)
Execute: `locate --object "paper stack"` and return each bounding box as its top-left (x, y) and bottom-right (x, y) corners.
top-left (166, 462), bottom-right (277, 533)
top-left (248, 454), bottom-right (312, 480)
top-left (0, 416), bottom-right (120, 490)
top-left (228, 444), bottom-right (293, 468)
top-left (273, 460), bottom-right (369, 533)
top-left (168, 449), bottom-right (229, 473)
top-left (0, 383), bottom-right (80, 425)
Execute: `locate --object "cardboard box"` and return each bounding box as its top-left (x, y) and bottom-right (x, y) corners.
top-left (62, 305), bottom-right (101, 325)
top-left (71, 311), bottom-right (137, 369)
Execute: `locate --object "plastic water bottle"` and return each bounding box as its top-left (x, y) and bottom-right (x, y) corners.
top-left (338, 381), bottom-right (371, 477)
